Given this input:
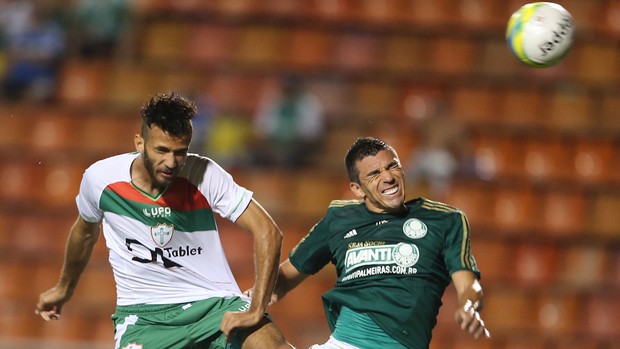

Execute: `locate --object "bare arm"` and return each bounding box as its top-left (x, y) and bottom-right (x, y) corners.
top-left (36, 215), bottom-right (101, 320)
top-left (220, 198), bottom-right (283, 336)
top-left (452, 270), bottom-right (490, 339)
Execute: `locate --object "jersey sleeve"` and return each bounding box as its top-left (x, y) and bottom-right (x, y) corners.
top-left (76, 166), bottom-right (104, 223)
top-left (289, 218), bottom-right (333, 275)
top-left (443, 211), bottom-right (480, 278)
top-left (199, 159), bottom-right (253, 222)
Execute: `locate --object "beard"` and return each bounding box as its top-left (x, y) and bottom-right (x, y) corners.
top-left (142, 147), bottom-right (172, 189)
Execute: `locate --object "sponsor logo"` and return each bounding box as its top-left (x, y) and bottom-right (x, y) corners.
top-left (151, 223), bottom-right (174, 247)
top-left (344, 242), bottom-right (419, 272)
top-left (376, 219), bottom-right (388, 226)
top-left (343, 229), bottom-right (357, 239)
top-left (403, 218), bottom-right (427, 239)
top-left (122, 344), bottom-right (143, 349)
top-left (143, 206), bottom-right (171, 218)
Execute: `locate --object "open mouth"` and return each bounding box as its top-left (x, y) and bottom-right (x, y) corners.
top-left (382, 186), bottom-right (399, 195)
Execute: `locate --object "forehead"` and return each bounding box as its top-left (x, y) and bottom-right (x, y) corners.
top-left (146, 124), bottom-right (191, 147)
top-left (356, 149), bottom-right (399, 171)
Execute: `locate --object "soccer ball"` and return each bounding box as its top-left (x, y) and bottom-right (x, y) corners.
top-left (506, 2), bottom-right (575, 68)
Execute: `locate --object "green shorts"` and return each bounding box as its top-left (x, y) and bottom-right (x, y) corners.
top-left (112, 296), bottom-right (252, 349)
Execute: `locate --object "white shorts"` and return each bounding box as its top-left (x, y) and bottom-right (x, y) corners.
top-left (309, 336), bottom-right (361, 349)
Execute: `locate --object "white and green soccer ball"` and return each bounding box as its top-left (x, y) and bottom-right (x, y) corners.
top-left (506, 2), bottom-right (575, 68)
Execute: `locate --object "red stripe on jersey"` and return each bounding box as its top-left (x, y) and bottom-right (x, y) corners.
top-left (105, 178), bottom-right (211, 211)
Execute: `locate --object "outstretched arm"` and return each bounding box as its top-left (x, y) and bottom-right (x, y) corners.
top-left (452, 270), bottom-right (490, 339)
top-left (220, 199), bottom-right (283, 337)
top-left (244, 258), bottom-right (310, 306)
top-left (36, 215), bottom-right (101, 321)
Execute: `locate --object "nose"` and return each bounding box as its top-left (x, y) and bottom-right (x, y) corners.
top-left (164, 153), bottom-right (178, 169)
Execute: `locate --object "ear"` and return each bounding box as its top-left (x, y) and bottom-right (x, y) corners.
top-left (349, 182), bottom-right (365, 199)
top-left (134, 134), bottom-right (144, 153)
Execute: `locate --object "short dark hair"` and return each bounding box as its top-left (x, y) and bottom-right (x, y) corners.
top-left (345, 137), bottom-right (394, 183)
top-left (141, 92), bottom-right (197, 139)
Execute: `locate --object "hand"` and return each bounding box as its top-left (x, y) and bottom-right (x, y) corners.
top-left (219, 310), bottom-right (263, 338)
top-left (35, 286), bottom-right (71, 321)
top-left (242, 287), bottom-right (279, 306)
top-left (454, 300), bottom-right (490, 339)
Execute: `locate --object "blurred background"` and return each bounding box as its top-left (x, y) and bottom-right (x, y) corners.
top-left (1, 0), bottom-right (619, 348)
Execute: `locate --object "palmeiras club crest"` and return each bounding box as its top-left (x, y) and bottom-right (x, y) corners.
top-left (151, 223), bottom-right (174, 247)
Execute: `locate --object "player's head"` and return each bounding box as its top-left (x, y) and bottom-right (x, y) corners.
top-left (135, 92), bottom-right (197, 189)
top-left (140, 92), bottom-right (196, 141)
top-left (345, 137), bottom-right (406, 214)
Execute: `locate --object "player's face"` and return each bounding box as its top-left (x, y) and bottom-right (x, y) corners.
top-left (350, 149), bottom-right (407, 214)
top-left (137, 125), bottom-right (190, 189)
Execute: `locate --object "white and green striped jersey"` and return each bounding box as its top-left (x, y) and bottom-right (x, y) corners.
top-left (77, 152), bottom-right (253, 306)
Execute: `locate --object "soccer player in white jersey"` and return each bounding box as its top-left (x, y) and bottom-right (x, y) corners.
top-left (36, 92), bottom-right (294, 349)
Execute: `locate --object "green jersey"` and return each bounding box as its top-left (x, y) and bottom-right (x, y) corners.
top-left (289, 197), bottom-right (480, 349)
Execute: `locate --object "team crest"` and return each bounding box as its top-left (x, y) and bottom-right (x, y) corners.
top-left (403, 218), bottom-right (427, 239)
top-left (392, 243), bottom-right (419, 268)
top-left (151, 223), bottom-right (174, 247)
top-left (122, 343), bottom-right (143, 349)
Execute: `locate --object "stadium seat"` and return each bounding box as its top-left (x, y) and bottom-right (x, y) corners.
top-left (537, 291), bottom-right (580, 336)
top-left (588, 192), bottom-right (620, 238)
top-left (451, 86), bottom-right (499, 124)
top-left (573, 41), bottom-right (618, 85)
top-left (541, 189), bottom-right (586, 237)
top-left (513, 241), bottom-right (559, 286)
top-left (523, 136), bottom-right (573, 182)
top-left (546, 87), bottom-right (594, 132)
top-left (557, 245), bottom-right (608, 290)
top-left (382, 34), bottom-right (431, 74)
top-left (572, 138), bottom-right (614, 185)
top-left (583, 294), bottom-right (620, 339)
top-left (184, 23), bottom-right (238, 66)
top-left (57, 59), bottom-right (110, 106)
top-left (142, 21), bottom-right (190, 63)
top-left (331, 32), bottom-right (381, 73)
top-left (235, 25), bottom-right (284, 68)
top-left (282, 28), bottom-right (333, 71)
top-left (492, 185), bottom-right (539, 233)
top-left (429, 38), bottom-right (475, 76)
top-left (500, 88), bottom-right (546, 128)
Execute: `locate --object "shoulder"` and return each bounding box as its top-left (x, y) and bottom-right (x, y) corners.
top-left (417, 197), bottom-right (461, 213)
top-left (85, 152), bottom-right (137, 178)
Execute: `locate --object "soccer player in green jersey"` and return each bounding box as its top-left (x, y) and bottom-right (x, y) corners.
top-left (247, 137), bottom-right (489, 349)
top-left (36, 92), bottom-right (294, 349)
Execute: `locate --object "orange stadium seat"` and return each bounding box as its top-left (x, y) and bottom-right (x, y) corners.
top-left (572, 138), bottom-right (614, 185)
top-left (541, 189), bottom-right (586, 237)
top-left (600, 91), bottom-right (620, 133)
top-left (382, 34), bottom-right (431, 74)
top-left (451, 86), bottom-right (499, 124)
top-left (0, 105), bottom-right (35, 151)
top-left (351, 81), bottom-right (398, 119)
top-left (57, 59), bottom-right (110, 106)
top-left (557, 245), bottom-right (609, 290)
top-left (483, 287), bottom-right (538, 334)
top-left (429, 38), bottom-right (475, 76)
top-left (573, 41), bottom-right (619, 85)
top-left (472, 239), bottom-right (512, 283)
top-left (513, 241), bottom-right (559, 286)
top-left (536, 291), bottom-right (580, 337)
top-left (588, 192), bottom-right (620, 239)
top-left (500, 88), bottom-right (546, 128)
top-left (546, 87), bottom-right (594, 132)
top-left (523, 136), bottom-right (573, 182)
top-left (235, 25), bottom-right (284, 68)
top-left (282, 28), bottom-right (333, 71)
top-left (184, 23), bottom-right (238, 66)
top-left (142, 21), bottom-right (190, 63)
top-left (492, 186), bottom-right (539, 234)
top-left (331, 32), bottom-right (380, 73)
top-left (582, 294), bottom-right (620, 340)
